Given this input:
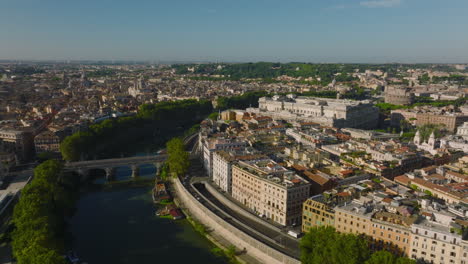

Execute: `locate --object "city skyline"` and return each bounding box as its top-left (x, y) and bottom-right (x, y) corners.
top-left (1, 0), bottom-right (468, 63)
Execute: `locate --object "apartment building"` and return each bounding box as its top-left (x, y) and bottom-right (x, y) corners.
top-left (0, 129), bottom-right (34, 161)
top-left (212, 150), bottom-right (265, 194)
top-left (231, 159), bottom-right (310, 226)
top-left (410, 219), bottom-right (466, 264)
top-left (201, 136), bottom-right (248, 178)
top-left (302, 194), bottom-right (335, 233)
top-left (334, 201), bottom-right (373, 235)
top-left (416, 113), bottom-right (468, 132)
top-left (34, 130), bottom-right (61, 153)
top-left (370, 211), bottom-right (416, 256)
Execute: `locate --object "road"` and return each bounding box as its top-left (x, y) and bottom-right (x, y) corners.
top-left (182, 157), bottom-right (300, 259)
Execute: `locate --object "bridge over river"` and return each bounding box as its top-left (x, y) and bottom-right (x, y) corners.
top-left (65, 155), bottom-right (168, 181)
top-left (65, 133), bottom-right (198, 181)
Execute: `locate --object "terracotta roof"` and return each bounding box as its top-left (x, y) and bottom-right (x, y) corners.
top-left (303, 171), bottom-right (330, 185)
top-left (382, 197), bottom-right (393, 204)
top-left (337, 192), bottom-right (351, 197)
top-left (291, 164), bottom-right (307, 172)
top-left (394, 175), bottom-right (411, 185)
top-left (446, 170), bottom-right (468, 181)
top-left (421, 165), bottom-right (437, 172)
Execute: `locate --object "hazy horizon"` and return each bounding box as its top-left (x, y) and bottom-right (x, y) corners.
top-left (1, 0), bottom-right (467, 63)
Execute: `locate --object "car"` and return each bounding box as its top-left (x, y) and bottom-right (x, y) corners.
top-left (287, 230), bottom-right (301, 238)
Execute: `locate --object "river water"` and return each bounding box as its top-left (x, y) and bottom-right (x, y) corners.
top-left (69, 166), bottom-right (225, 264)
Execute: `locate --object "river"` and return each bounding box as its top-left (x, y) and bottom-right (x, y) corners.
top-left (69, 166), bottom-right (226, 264)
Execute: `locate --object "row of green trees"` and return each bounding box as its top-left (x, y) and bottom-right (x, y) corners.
top-left (11, 160), bottom-right (77, 264)
top-left (300, 227), bottom-right (415, 264)
top-left (60, 99), bottom-right (213, 161)
top-left (172, 62), bottom-right (407, 85)
top-left (166, 138), bottom-right (190, 177)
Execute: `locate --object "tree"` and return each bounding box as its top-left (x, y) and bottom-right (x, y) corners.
top-left (395, 257), bottom-right (416, 264)
top-left (365, 251), bottom-right (396, 264)
top-left (16, 244), bottom-right (66, 264)
top-left (166, 138), bottom-right (190, 177)
top-left (11, 160), bottom-right (71, 264)
top-left (60, 99), bottom-right (213, 161)
top-left (300, 226), bottom-right (370, 264)
top-left (208, 112), bottom-right (219, 120)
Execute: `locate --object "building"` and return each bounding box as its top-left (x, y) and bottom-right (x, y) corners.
top-left (441, 135), bottom-right (468, 154)
top-left (457, 122), bottom-right (468, 137)
top-left (231, 159), bottom-right (310, 226)
top-left (34, 130), bottom-right (61, 153)
top-left (334, 201), bottom-right (373, 235)
top-left (416, 113), bottom-right (468, 132)
top-left (201, 136), bottom-right (248, 178)
top-left (384, 86), bottom-right (415, 105)
top-left (302, 194), bottom-right (335, 233)
top-left (414, 130), bottom-right (440, 155)
top-left (212, 150), bottom-right (265, 194)
top-left (370, 211), bottom-right (417, 256)
top-left (0, 129), bottom-right (34, 161)
top-left (391, 108), bottom-right (468, 132)
top-left (301, 171), bottom-right (335, 195)
top-left (410, 218), bottom-right (466, 264)
top-left (254, 95), bottom-right (379, 129)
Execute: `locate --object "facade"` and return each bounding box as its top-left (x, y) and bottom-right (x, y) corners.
top-left (334, 201), bottom-right (373, 235)
top-left (457, 122), bottom-right (468, 137)
top-left (201, 136), bottom-right (248, 178)
top-left (231, 159), bottom-right (310, 226)
top-left (212, 151), bottom-right (234, 193)
top-left (0, 129), bottom-right (34, 161)
top-left (409, 178), bottom-right (466, 205)
top-left (302, 194), bottom-right (335, 233)
top-left (414, 130), bottom-right (440, 155)
top-left (410, 219), bottom-right (466, 264)
top-left (441, 135), bottom-right (468, 154)
top-left (390, 109), bottom-right (418, 127)
top-left (391, 109), bottom-right (468, 132)
top-left (212, 150), bottom-right (265, 194)
top-left (370, 212), bottom-right (416, 256)
top-left (256, 95), bottom-right (379, 129)
top-left (384, 86), bottom-right (415, 105)
top-left (34, 130), bottom-right (61, 153)
top-left (416, 113), bottom-right (468, 132)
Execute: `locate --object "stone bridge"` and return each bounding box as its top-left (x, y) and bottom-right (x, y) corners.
top-left (65, 155), bottom-right (167, 181)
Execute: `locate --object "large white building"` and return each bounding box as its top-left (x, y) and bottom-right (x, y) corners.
top-left (252, 95), bottom-right (379, 129)
top-left (457, 122), bottom-right (468, 137)
top-left (441, 135), bottom-right (468, 154)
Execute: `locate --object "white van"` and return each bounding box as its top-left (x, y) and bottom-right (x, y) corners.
top-left (287, 230), bottom-right (300, 238)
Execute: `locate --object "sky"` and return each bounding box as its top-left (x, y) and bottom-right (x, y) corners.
top-left (1, 0), bottom-right (467, 63)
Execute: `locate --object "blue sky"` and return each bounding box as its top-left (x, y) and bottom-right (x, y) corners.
top-left (1, 0), bottom-right (467, 63)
